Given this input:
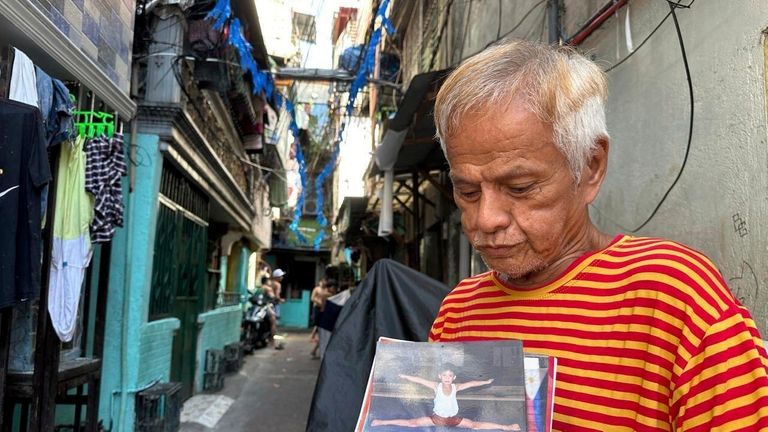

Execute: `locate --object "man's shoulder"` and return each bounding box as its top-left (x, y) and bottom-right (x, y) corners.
top-left (604, 235), bottom-right (733, 306)
top-left (454, 271), bottom-right (496, 288)
top-left (443, 272), bottom-right (498, 300)
top-left (607, 235), bottom-right (719, 271)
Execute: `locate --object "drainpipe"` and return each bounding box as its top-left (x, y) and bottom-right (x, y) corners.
top-left (377, 169), bottom-right (394, 237)
top-left (566, 0), bottom-right (629, 46)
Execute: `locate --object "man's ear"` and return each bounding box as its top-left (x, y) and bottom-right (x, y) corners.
top-left (581, 137), bottom-right (609, 204)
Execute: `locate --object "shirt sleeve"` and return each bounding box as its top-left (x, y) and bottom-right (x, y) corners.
top-left (672, 305), bottom-right (768, 431)
top-left (29, 109), bottom-right (51, 188)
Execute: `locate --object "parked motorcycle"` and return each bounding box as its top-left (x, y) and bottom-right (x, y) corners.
top-left (242, 293), bottom-right (274, 353)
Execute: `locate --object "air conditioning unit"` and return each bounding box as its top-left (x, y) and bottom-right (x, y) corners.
top-left (303, 196), bottom-right (318, 215)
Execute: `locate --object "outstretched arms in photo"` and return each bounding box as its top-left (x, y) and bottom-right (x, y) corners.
top-left (456, 378), bottom-right (493, 392)
top-left (398, 374), bottom-right (437, 389)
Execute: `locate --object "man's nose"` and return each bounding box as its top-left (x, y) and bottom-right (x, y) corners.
top-left (475, 189), bottom-right (512, 234)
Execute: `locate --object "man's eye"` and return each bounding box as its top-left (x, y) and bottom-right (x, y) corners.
top-left (508, 184), bottom-right (535, 195)
top-left (457, 190), bottom-right (480, 200)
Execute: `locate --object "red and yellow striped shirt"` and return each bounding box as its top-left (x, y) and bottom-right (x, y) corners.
top-left (429, 235), bottom-right (768, 431)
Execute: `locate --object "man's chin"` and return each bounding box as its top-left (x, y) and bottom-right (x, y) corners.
top-left (481, 255), bottom-right (546, 281)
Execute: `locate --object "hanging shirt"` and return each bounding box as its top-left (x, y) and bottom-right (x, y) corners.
top-left (84, 132), bottom-right (126, 242)
top-left (0, 99), bottom-right (51, 308)
top-left (35, 66), bottom-right (52, 131)
top-left (9, 48), bottom-right (38, 108)
top-left (48, 136), bottom-right (93, 341)
top-left (35, 67), bottom-right (75, 146)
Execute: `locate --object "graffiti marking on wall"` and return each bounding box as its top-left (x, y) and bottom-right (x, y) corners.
top-left (729, 260), bottom-right (759, 306)
top-left (732, 213), bottom-right (748, 237)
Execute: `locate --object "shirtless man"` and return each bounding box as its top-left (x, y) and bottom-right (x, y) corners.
top-left (310, 278), bottom-right (336, 358)
top-left (270, 269), bottom-right (286, 302)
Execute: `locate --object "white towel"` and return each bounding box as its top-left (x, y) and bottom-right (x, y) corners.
top-left (9, 48), bottom-right (39, 108)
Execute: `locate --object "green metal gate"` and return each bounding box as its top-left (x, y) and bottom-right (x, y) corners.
top-left (149, 163), bottom-right (209, 400)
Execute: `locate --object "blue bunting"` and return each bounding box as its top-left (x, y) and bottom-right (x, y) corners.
top-left (228, 18), bottom-right (275, 98)
top-left (206, 0), bottom-right (231, 31)
top-left (312, 0), bottom-right (394, 250)
top-left (207, 0), bottom-right (308, 244)
top-left (282, 96), bottom-right (309, 245)
top-left (207, 0), bottom-right (276, 99)
top-left (377, 0), bottom-right (395, 35)
top-left (290, 137), bottom-right (309, 245)
top-left (207, 0), bottom-right (396, 249)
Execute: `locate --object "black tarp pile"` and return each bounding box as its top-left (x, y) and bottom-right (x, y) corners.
top-left (306, 259), bottom-right (451, 431)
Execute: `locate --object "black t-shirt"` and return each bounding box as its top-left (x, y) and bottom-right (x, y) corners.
top-left (0, 99), bottom-right (51, 308)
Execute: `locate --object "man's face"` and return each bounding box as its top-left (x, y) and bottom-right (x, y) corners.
top-left (445, 103), bottom-right (601, 281)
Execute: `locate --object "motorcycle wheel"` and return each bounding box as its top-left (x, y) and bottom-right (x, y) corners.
top-left (244, 326), bottom-right (255, 354)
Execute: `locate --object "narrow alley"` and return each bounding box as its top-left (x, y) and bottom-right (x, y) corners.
top-left (180, 330), bottom-right (320, 432)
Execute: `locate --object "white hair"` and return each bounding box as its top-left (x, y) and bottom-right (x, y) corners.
top-left (434, 40), bottom-right (609, 183)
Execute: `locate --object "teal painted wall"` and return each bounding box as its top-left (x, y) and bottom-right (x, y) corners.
top-left (195, 306), bottom-right (242, 392)
top-left (278, 290), bottom-right (311, 328)
top-left (138, 318), bottom-right (181, 384)
top-left (98, 133), bottom-right (163, 431)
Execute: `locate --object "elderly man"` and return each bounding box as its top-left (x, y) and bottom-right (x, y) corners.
top-left (428, 40), bottom-right (768, 431)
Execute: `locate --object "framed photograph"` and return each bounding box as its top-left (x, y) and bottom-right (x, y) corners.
top-left (357, 338), bottom-right (529, 432)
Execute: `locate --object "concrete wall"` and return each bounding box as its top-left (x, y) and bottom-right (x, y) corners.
top-left (399, 0), bottom-right (547, 86)
top-left (99, 133), bottom-right (163, 430)
top-left (29, 0), bottom-right (134, 91)
top-left (562, 0), bottom-right (768, 328)
top-left (279, 289), bottom-right (311, 328)
top-left (447, 0), bottom-right (547, 68)
top-left (195, 306), bottom-right (242, 392)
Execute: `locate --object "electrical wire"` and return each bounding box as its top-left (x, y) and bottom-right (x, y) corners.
top-left (353, 0), bottom-right (381, 73)
top-left (296, 0), bottom-right (328, 104)
top-left (428, 0), bottom-right (455, 71)
top-left (239, 155), bottom-right (288, 181)
top-left (528, 4), bottom-right (547, 42)
top-left (628, 0), bottom-right (694, 232)
top-left (169, 55), bottom-right (261, 176)
top-left (453, 0), bottom-right (546, 66)
top-left (604, 0), bottom-right (694, 73)
top-left (496, 0), bottom-right (547, 44)
top-left (411, 1), bottom-right (440, 68)
top-left (538, 5), bottom-right (548, 42)
top-left (496, 0), bottom-right (503, 39)
top-left (457, 0), bottom-right (473, 62)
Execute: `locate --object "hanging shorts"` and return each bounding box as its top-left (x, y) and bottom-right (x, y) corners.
top-left (430, 414), bottom-right (462, 427)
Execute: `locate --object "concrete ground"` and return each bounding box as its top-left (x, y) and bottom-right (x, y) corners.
top-left (180, 329), bottom-right (321, 432)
